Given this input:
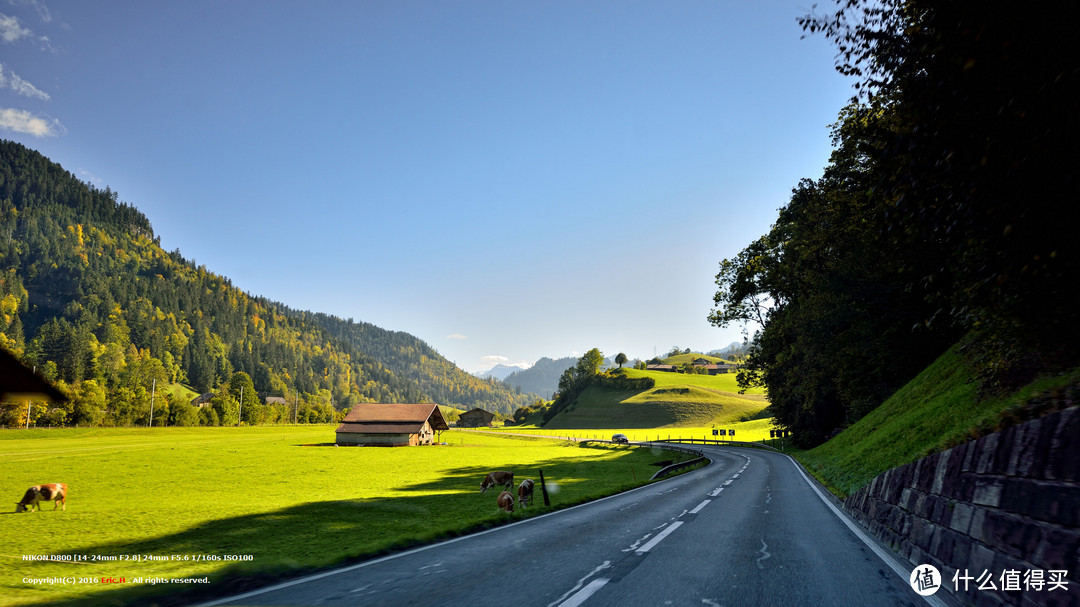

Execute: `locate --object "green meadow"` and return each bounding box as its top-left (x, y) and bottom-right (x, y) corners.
top-left (0, 426), bottom-right (687, 606)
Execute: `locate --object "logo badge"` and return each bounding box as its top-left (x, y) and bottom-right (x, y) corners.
top-left (910, 564), bottom-right (941, 596)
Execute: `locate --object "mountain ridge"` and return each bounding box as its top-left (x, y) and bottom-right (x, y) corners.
top-left (0, 140), bottom-right (532, 422)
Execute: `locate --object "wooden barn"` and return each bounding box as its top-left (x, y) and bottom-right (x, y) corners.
top-left (335, 403), bottom-right (449, 446)
top-left (457, 407), bottom-right (495, 428)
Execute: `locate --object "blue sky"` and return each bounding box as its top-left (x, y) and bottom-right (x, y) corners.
top-left (1, 1), bottom-right (852, 373)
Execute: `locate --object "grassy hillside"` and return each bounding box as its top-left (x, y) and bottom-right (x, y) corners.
top-left (543, 369), bottom-right (768, 429)
top-left (0, 426), bottom-right (689, 606)
top-left (624, 368), bottom-right (765, 395)
top-left (662, 353), bottom-right (730, 365)
top-left (796, 344), bottom-right (1080, 498)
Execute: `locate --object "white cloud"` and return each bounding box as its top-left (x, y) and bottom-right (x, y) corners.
top-left (0, 63), bottom-right (49, 100)
top-left (0, 107), bottom-right (62, 136)
top-left (479, 355), bottom-right (531, 369)
top-left (78, 169), bottom-right (102, 185)
top-left (446, 333), bottom-right (468, 340)
top-left (0, 13), bottom-right (31, 43)
top-left (10, 0), bottom-right (52, 24)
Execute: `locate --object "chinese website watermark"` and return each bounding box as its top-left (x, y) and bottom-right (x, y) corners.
top-left (911, 565), bottom-right (1070, 596)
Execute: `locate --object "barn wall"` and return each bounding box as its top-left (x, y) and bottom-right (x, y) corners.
top-left (459, 413), bottom-right (493, 428)
top-left (336, 432), bottom-right (413, 446)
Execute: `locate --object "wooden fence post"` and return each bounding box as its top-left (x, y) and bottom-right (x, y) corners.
top-left (539, 469), bottom-right (551, 506)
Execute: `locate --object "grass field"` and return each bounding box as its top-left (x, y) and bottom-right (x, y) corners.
top-left (0, 426), bottom-right (689, 606)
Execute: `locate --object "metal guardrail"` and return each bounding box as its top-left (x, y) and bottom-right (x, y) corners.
top-left (649, 456), bottom-right (707, 480)
top-left (632, 441), bottom-right (706, 480)
top-left (650, 438), bottom-right (781, 452)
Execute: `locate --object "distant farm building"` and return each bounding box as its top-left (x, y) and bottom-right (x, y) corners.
top-left (646, 364), bottom-right (677, 372)
top-left (335, 403), bottom-right (449, 446)
top-left (695, 363), bottom-right (737, 375)
top-left (191, 393), bottom-right (214, 408)
top-left (458, 407), bottom-right (495, 428)
top-left (264, 396), bottom-right (288, 406)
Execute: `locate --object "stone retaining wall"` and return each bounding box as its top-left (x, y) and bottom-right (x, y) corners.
top-left (844, 406), bottom-right (1079, 606)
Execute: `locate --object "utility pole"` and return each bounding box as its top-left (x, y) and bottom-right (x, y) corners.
top-left (237, 385), bottom-right (243, 426)
top-left (27, 366), bottom-right (33, 430)
top-left (149, 379), bottom-right (156, 427)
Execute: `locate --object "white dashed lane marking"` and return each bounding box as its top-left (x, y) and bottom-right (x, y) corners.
top-left (635, 521), bottom-right (684, 554)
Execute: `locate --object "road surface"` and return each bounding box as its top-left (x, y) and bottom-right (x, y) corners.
top-left (200, 445), bottom-right (945, 606)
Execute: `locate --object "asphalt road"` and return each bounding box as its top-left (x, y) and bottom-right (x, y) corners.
top-left (200, 445), bottom-right (942, 607)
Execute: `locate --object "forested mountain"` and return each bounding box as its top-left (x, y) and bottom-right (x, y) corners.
top-left (503, 356), bottom-right (577, 399)
top-left (0, 140), bottom-right (532, 426)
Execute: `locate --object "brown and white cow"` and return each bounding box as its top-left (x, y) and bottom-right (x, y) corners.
top-left (15, 483), bottom-right (66, 513)
top-left (517, 478), bottom-right (534, 508)
top-left (480, 470), bottom-right (514, 493)
top-left (496, 490), bottom-right (514, 513)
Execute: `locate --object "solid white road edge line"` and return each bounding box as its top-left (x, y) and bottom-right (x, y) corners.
top-left (787, 456), bottom-right (948, 607)
top-left (635, 520), bottom-right (684, 554)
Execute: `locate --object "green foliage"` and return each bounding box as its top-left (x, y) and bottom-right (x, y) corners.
top-left (802, 2), bottom-right (1080, 374)
top-left (543, 348), bottom-right (605, 424)
top-left (707, 0), bottom-right (1080, 445)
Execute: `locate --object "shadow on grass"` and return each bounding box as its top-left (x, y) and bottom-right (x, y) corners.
top-left (34, 446), bottom-right (687, 607)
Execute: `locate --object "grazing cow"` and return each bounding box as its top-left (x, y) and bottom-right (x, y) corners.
top-left (480, 470), bottom-right (514, 493)
top-left (496, 490), bottom-right (514, 513)
top-left (517, 479), bottom-right (534, 508)
top-left (15, 483), bottom-right (66, 513)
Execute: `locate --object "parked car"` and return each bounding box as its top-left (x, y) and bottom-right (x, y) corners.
top-left (611, 433), bottom-right (629, 444)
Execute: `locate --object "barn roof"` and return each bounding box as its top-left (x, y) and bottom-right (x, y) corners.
top-left (460, 407), bottom-right (494, 419)
top-left (336, 403), bottom-right (449, 434)
top-left (0, 347), bottom-right (67, 403)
